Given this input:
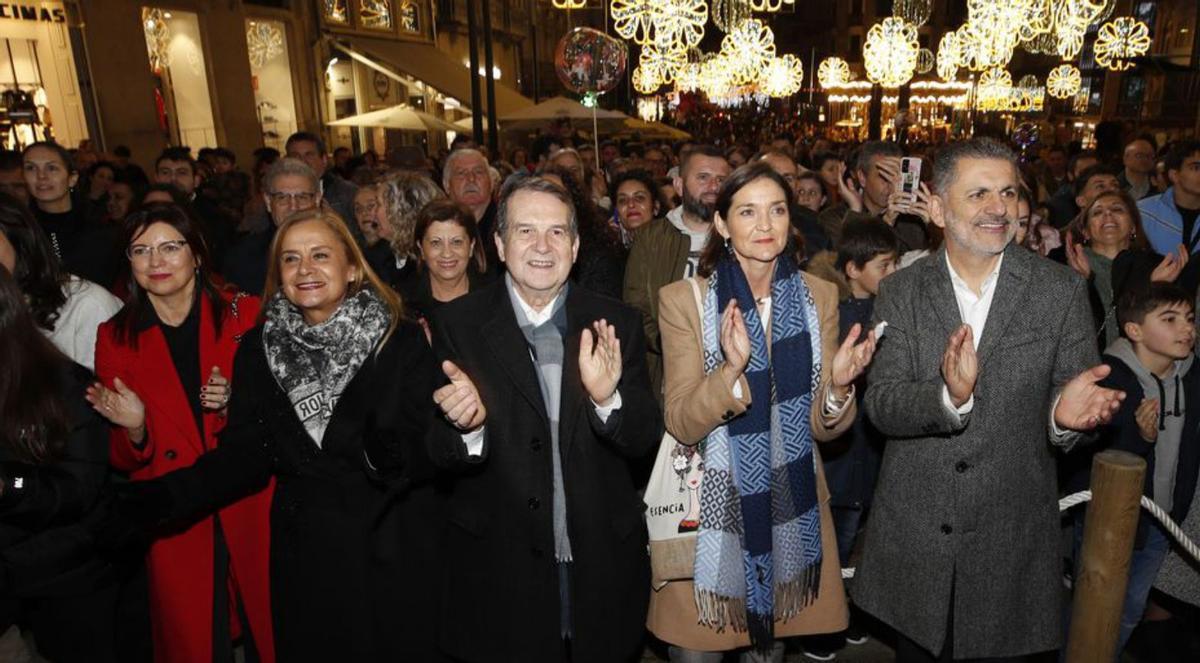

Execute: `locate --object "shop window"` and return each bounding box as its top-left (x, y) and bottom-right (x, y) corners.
top-left (246, 19), bottom-right (298, 151)
top-left (359, 0), bottom-right (393, 30)
top-left (324, 0), bottom-right (350, 24)
top-left (141, 8), bottom-right (217, 149)
top-left (0, 13), bottom-right (88, 150)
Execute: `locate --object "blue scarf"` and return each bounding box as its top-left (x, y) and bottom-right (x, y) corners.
top-left (693, 253), bottom-right (823, 651)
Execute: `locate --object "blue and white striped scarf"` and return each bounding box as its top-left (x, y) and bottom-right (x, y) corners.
top-left (693, 253), bottom-right (823, 651)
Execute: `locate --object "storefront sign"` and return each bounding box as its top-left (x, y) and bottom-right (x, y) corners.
top-left (0, 3), bottom-right (66, 24)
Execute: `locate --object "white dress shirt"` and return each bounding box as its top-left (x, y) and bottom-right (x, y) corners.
top-left (940, 252), bottom-right (1003, 416)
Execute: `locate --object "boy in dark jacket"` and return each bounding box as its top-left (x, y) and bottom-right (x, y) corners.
top-left (1067, 282), bottom-right (1200, 655)
top-left (827, 219), bottom-right (899, 563)
top-left (802, 220), bottom-right (898, 657)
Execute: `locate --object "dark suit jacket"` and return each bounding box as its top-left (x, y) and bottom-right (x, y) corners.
top-left (855, 244), bottom-right (1097, 658)
top-left (427, 281), bottom-right (661, 663)
top-left (161, 320), bottom-right (444, 662)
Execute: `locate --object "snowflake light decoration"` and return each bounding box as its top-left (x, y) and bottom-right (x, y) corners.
top-left (1094, 17), bottom-right (1151, 71)
top-left (721, 19), bottom-right (775, 86)
top-left (246, 21), bottom-right (284, 69)
top-left (817, 57), bottom-right (851, 89)
top-left (632, 65), bottom-right (662, 94)
top-left (640, 44), bottom-right (686, 84)
top-left (1046, 64), bottom-right (1081, 99)
top-left (758, 54), bottom-right (803, 97)
top-left (863, 17), bottom-right (919, 88)
top-left (651, 0), bottom-right (708, 54)
top-left (611, 0), bottom-right (657, 45)
top-left (937, 31), bottom-right (960, 81)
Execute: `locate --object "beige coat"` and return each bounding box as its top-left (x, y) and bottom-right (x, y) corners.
top-left (647, 273), bottom-right (852, 651)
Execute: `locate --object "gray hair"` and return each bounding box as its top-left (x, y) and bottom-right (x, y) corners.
top-left (494, 173), bottom-right (577, 239)
top-left (378, 171), bottom-right (445, 258)
top-left (263, 157), bottom-right (319, 194)
top-left (442, 148), bottom-right (487, 190)
top-left (931, 138), bottom-right (1018, 196)
top-left (854, 140), bottom-right (903, 174)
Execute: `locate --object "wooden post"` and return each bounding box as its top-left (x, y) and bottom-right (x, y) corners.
top-left (1065, 450), bottom-right (1146, 663)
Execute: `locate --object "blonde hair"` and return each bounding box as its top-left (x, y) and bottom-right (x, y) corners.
top-left (262, 208), bottom-right (402, 347)
top-left (377, 171), bottom-right (444, 261)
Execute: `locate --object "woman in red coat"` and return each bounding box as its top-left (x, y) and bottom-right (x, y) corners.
top-left (89, 203), bottom-right (274, 663)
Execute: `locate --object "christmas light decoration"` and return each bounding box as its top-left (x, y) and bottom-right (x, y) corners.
top-left (863, 17), bottom-right (919, 88)
top-left (1046, 64), bottom-right (1081, 99)
top-left (1094, 17), bottom-right (1151, 71)
top-left (817, 57), bottom-right (851, 89)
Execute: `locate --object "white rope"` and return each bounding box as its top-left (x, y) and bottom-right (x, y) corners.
top-left (839, 491), bottom-right (1200, 581)
top-left (1058, 490), bottom-right (1200, 566)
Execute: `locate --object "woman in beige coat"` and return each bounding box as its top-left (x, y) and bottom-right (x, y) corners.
top-left (649, 162), bottom-right (877, 662)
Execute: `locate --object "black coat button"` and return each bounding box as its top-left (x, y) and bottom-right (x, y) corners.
top-left (164, 450), bottom-right (177, 460)
top-left (528, 497), bottom-right (540, 509)
top-left (955, 461), bottom-right (970, 473)
top-left (531, 437), bottom-right (542, 451)
top-left (941, 524), bottom-right (953, 534)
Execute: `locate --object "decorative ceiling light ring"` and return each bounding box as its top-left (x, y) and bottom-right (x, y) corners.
top-left (893, 0), bottom-right (933, 27)
top-left (817, 56), bottom-right (852, 89)
top-left (1046, 64), bottom-right (1082, 99)
top-left (916, 47), bottom-right (935, 75)
top-left (936, 30), bottom-right (960, 81)
top-left (1094, 16), bottom-right (1151, 72)
top-left (611, 0), bottom-right (659, 45)
top-left (863, 17), bottom-right (919, 88)
top-left (759, 54), bottom-right (803, 97)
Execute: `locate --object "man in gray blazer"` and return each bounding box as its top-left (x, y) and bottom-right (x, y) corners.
top-left (855, 138), bottom-right (1125, 661)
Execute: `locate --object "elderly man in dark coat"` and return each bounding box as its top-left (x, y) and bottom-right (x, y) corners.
top-left (428, 174), bottom-right (661, 663)
top-left (855, 138), bottom-right (1125, 661)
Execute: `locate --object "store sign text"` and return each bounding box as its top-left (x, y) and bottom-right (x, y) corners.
top-left (0, 4), bottom-right (66, 23)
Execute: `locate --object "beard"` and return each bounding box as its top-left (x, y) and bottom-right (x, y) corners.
top-left (945, 212), bottom-right (1014, 256)
top-left (682, 188), bottom-right (714, 222)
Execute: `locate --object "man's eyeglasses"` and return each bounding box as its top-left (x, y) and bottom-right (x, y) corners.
top-left (127, 240), bottom-right (189, 261)
top-left (270, 191), bottom-right (317, 207)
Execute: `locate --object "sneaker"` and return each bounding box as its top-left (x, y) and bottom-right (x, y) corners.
top-left (800, 646), bottom-right (837, 661)
top-left (845, 623), bottom-right (869, 646)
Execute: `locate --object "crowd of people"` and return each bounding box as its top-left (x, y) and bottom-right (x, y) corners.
top-left (0, 121), bottom-right (1199, 663)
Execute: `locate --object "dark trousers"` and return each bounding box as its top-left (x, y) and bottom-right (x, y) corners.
top-left (0, 581), bottom-right (120, 663)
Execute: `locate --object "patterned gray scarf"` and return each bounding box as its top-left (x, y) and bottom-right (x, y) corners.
top-left (508, 277), bottom-right (573, 563)
top-left (262, 288), bottom-right (390, 446)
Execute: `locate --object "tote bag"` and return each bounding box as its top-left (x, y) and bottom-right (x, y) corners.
top-left (644, 278), bottom-right (707, 587)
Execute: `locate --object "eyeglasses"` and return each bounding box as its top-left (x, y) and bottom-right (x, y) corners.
top-left (269, 191), bottom-right (317, 207)
top-left (127, 240), bottom-right (189, 261)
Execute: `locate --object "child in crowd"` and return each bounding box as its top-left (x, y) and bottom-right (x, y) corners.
top-left (1067, 282), bottom-right (1200, 657)
top-left (803, 220), bottom-right (898, 659)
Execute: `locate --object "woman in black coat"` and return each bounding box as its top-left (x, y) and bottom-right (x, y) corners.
top-left (0, 265), bottom-right (116, 662)
top-left (107, 208), bottom-right (444, 661)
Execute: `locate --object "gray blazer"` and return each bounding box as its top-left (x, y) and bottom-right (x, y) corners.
top-left (853, 244), bottom-right (1098, 658)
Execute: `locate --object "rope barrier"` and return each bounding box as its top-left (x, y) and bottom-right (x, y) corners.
top-left (839, 490), bottom-right (1200, 581)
